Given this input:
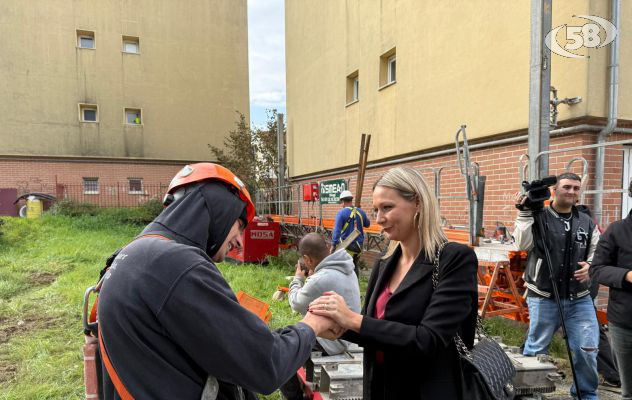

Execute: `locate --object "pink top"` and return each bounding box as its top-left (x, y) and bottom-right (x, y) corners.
top-left (375, 285), bottom-right (392, 320)
top-left (374, 285), bottom-right (393, 364)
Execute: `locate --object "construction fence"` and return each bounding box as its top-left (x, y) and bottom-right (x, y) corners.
top-left (14, 182), bottom-right (168, 209)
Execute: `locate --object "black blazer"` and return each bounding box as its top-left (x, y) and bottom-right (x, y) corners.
top-left (344, 242), bottom-right (478, 399)
top-left (590, 209), bottom-right (632, 329)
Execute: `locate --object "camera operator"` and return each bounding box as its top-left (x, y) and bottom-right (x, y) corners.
top-left (513, 172), bottom-right (601, 400)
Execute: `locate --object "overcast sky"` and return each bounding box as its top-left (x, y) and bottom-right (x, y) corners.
top-left (248, 0), bottom-right (286, 129)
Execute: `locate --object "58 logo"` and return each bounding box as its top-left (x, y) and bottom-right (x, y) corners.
top-left (545, 15), bottom-right (617, 58)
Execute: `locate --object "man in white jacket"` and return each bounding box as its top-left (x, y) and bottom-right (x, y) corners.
top-left (281, 233), bottom-right (361, 399)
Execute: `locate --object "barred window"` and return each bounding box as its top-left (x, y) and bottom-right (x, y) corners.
top-left (83, 177), bottom-right (99, 194)
top-left (128, 178), bottom-right (143, 194)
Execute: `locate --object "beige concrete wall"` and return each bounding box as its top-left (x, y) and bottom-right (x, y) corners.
top-left (286, 0), bottom-right (631, 177)
top-left (0, 0), bottom-right (249, 161)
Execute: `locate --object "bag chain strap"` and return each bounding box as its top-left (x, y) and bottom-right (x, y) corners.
top-left (432, 242), bottom-right (487, 360)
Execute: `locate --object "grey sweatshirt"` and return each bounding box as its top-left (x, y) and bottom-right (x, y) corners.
top-left (288, 249), bottom-right (361, 355)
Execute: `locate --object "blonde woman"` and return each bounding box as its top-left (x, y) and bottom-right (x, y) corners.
top-left (310, 167), bottom-right (478, 399)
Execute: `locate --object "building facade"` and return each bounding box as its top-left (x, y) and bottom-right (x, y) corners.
top-left (0, 0), bottom-right (249, 213)
top-left (285, 0), bottom-right (632, 233)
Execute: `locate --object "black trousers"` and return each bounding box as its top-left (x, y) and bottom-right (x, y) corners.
top-left (598, 323), bottom-right (621, 385)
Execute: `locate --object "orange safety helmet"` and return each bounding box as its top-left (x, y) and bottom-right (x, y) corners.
top-left (163, 163), bottom-right (255, 223)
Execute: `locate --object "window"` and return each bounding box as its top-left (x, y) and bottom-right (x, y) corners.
top-left (346, 71), bottom-right (359, 105)
top-left (122, 36), bottom-right (140, 54)
top-left (388, 56), bottom-right (396, 84)
top-left (125, 108), bottom-right (142, 125)
top-left (128, 178), bottom-right (143, 194)
top-left (83, 178), bottom-right (99, 195)
top-left (77, 30), bottom-right (95, 49)
top-left (79, 104), bottom-right (98, 122)
top-left (379, 47), bottom-right (397, 88)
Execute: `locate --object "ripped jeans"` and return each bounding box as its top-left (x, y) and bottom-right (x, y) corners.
top-left (524, 295), bottom-right (599, 400)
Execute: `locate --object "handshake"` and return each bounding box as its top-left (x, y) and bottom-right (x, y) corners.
top-left (299, 291), bottom-right (361, 340)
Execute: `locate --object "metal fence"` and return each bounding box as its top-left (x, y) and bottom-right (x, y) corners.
top-left (56, 183), bottom-right (168, 208)
top-left (255, 184), bottom-right (299, 216)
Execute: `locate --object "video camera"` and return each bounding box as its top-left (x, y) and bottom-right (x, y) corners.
top-left (516, 176), bottom-right (557, 211)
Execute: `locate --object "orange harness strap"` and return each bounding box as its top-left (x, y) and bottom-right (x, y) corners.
top-left (95, 233), bottom-right (172, 400)
top-left (98, 324), bottom-right (135, 400)
top-left (141, 234), bottom-right (173, 241)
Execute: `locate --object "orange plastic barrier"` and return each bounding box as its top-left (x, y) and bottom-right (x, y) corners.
top-left (236, 291), bottom-right (272, 324)
top-left (596, 309), bottom-right (608, 325)
top-left (443, 229), bottom-right (471, 245)
top-left (268, 214), bottom-right (382, 234)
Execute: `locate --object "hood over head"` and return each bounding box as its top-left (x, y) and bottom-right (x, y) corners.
top-left (314, 249), bottom-right (355, 275)
top-left (141, 181), bottom-right (246, 258)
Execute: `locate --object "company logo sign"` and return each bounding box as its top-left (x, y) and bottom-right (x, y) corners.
top-left (319, 179), bottom-right (349, 204)
top-left (250, 230), bottom-right (274, 240)
top-left (545, 15), bottom-right (617, 58)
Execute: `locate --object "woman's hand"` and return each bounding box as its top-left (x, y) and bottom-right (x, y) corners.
top-left (301, 312), bottom-right (345, 339)
top-left (309, 291), bottom-right (363, 332)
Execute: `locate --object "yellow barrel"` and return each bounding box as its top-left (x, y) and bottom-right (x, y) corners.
top-left (26, 196), bottom-right (43, 219)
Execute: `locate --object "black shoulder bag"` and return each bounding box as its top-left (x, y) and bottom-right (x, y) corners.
top-left (432, 242), bottom-right (516, 400)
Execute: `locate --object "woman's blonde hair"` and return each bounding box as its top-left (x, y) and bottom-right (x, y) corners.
top-left (374, 167), bottom-right (447, 261)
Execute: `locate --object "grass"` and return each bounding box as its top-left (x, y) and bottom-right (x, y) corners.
top-left (0, 215), bottom-right (139, 399)
top-left (0, 213), bottom-right (562, 399)
top-left (484, 316), bottom-right (568, 359)
top-left (0, 214), bottom-right (315, 399)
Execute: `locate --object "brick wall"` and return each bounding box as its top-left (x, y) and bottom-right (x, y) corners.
top-left (0, 158), bottom-right (184, 208)
top-left (288, 131), bottom-right (631, 234)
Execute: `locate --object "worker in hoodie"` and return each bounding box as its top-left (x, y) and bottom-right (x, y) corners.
top-left (280, 233), bottom-right (361, 400)
top-left (97, 163), bottom-right (340, 400)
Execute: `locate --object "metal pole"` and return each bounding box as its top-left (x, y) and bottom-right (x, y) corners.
top-left (298, 184), bottom-right (302, 224)
top-left (277, 113), bottom-right (285, 214)
top-left (528, 0), bottom-right (552, 180)
top-left (595, 0), bottom-right (620, 225)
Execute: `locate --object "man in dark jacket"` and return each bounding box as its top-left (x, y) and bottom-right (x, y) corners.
top-left (590, 182), bottom-right (632, 399)
top-left (97, 163), bottom-right (339, 399)
top-left (513, 172), bottom-right (601, 400)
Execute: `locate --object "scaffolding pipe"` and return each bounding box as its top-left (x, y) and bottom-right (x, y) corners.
top-left (595, 0), bottom-right (620, 225)
top-left (535, 138), bottom-right (632, 161)
top-left (277, 113), bottom-right (285, 214)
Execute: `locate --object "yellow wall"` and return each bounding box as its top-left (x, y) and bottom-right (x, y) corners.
top-left (0, 0), bottom-right (249, 161)
top-left (286, 0), bottom-right (631, 177)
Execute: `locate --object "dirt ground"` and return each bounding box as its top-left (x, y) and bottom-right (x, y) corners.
top-left (538, 376), bottom-right (622, 399)
top-left (0, 314), bottom-right (63, 383)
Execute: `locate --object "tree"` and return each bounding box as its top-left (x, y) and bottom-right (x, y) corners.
top-left (208, 110), bottom-right (286, 196)
top-left (208, 112), bottom-right (258, 193)
top-left (254, 109), bottom-right (286, 190)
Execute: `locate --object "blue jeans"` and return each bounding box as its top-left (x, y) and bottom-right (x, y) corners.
top-left (524, 295), bottom-right (599, 400)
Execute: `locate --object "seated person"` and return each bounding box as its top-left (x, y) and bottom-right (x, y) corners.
top-left (282, 233), bottom-right (361, 400)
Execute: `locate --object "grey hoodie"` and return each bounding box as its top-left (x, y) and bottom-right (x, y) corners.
top-left (288, 249), bottom-right (361, 355)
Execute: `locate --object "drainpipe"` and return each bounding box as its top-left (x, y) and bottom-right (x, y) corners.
top-left (595, 0), bottom-right (620, 225)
